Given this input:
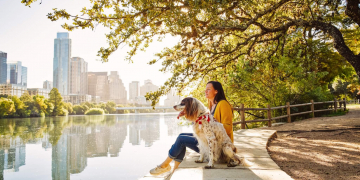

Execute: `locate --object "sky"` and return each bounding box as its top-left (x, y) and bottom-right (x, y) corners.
top-left (0, 0), bottom-right (180, 103)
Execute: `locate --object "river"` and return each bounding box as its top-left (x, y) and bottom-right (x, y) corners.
top-left (0, 113), bottom-right (192, 180)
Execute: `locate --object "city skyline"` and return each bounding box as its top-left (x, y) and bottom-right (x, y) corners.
top-left (0, 51), bottom-right (178, 105)
top-left (0, 1), bottom-right (179, 102)
top-left (1, 39), bottom-right (181, 105)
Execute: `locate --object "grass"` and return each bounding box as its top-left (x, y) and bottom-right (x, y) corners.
top-left (321, 109), bottom-right (349, 117)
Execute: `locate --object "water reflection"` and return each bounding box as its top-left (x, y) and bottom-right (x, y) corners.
top-left (0, 113), bottom-right (188, 180)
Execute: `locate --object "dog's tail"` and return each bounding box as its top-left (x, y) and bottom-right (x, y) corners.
top-left (240, 157), bottom-right (252, 167)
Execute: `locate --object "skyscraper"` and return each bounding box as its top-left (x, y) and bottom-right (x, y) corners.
top-left (108, 71), bottom-right (127, 104)
top-left (70, 57), bottom-right (88, 95)
top-left (53, 32), bottom-right (71, 95)
top-left (6, 61), bottom-right (27, 87)
top-left (87, 72), bottom-right (109, 101)
top-left (140, 79), bottom-right (159, 96)
top-left (21, 66), bottom-right (27, 87)
top-left (164, 88), bottom-right (183, 106)
top-left (0, 51), bottom-right (7, 84)
top-left (129, 81), bottom-right (140, 102)
top-left (43, 80), bottom-right (53, 90)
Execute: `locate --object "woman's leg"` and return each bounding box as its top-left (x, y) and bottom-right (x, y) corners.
top-left (160, 133), bottom-right (199, 170)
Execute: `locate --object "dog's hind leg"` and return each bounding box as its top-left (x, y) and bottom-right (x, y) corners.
top-left (223, 144), bottom-right (241, 167)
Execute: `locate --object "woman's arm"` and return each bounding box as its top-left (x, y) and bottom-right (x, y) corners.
top-left (214, 100), bottom-right (234, 142)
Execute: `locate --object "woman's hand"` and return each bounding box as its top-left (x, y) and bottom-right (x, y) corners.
top-left (177, 111), bottom-right (185, 119)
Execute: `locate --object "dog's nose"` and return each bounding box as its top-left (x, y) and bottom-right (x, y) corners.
top-left (173, 105), bottom-right (177, 109)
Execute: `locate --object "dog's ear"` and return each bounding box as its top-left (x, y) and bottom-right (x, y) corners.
top-left (184, 98), bottom-right (199, 121)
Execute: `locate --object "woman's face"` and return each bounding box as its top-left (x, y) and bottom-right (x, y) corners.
top-left (205, 83), bottom-right (218, 100)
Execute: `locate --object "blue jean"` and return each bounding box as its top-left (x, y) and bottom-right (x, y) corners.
top-left (168, 133), bottom-right (200, 162)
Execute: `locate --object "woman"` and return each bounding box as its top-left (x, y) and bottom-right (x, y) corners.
top-left (150, 81), bottom-right (234, 175)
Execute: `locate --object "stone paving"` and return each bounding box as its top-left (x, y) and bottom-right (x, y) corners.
top-left (140, 129), bottom-right (293, 180)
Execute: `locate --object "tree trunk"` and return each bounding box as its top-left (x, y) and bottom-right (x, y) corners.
top-left (295, 19), bottom-right (360, 78)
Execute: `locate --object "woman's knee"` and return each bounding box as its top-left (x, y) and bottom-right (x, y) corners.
top-left (175, 135), bottom-right (185, 143)
top-left (178, 133), bottom-right (192, 136)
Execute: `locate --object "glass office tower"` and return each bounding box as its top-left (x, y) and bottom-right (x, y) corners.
top-left (53, 32), bottom-right (71, 95)
top-left (21, 66), bottom-right (27, 87)
top-left (7, 61), bottom-right (26, 87)
top-left (0, 51), bottom-right (7, 84)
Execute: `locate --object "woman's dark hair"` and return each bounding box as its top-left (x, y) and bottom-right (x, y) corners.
top-left (207, 81), bottom-right (227, 104)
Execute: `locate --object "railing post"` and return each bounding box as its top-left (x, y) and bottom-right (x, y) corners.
top-left (311, 100), bottom-right (315, 118)
top-left (240, 104), bottom-right (245, 129)
top-left (334, 98), bottom-right (337, 112)
top-left (286, 102), bottom-right (291, 123)
top-left (339, 99), bottom-right (342, 108)
top-left (343, 98), bottom-right (346, 111)
top-left (267, 104), bottom-right (272, 127)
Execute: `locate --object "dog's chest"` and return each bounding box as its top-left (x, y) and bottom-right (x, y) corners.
top-left (193, 119), bottom-right (216, 135)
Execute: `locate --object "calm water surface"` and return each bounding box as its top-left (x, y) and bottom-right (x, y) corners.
top-left (0, 113), bottom-right (192, 180)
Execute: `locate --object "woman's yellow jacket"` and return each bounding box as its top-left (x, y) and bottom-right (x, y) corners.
top-left (213, 100), bottom-right (234, 142)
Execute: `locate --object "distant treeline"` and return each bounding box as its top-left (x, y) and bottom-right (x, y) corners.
top-left (0, 88), bottom-right (171, 118)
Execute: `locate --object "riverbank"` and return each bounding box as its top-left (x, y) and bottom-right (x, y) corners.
top-left (265, 104), bottom-right (360, 180)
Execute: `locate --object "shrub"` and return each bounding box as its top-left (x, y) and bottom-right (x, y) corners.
top-left (85, 108), bottom-right (105, 115)
top-left (58, 108), bottom-right (69, 116)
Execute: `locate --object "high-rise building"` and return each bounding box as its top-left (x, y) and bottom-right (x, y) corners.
top-left (6, 61), bottom-right (27, 87)
top-left (21, 66), bottom-right (27, 87)
top-left (53, 32), bottom-right (71, 95)
top-left (140, 79), bottom-right (159, 96)
top-left (43, 80), bottom-right (53, 90)
top-left (108, 71), bottom-right (127, 104)
top-left (136, 80), bottom-right (158, 105)
top-left (129, 81), bottom-right (140, 102)
top-left (0, 51), bottom-right (7, 84)
top-left (70, 57), bottom-right (88, 95)
top-left (164, 88), bottom-right (183, 106)
top-left (87, 72), bottom-right (109, 101)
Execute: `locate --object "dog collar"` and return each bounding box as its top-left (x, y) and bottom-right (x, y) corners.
top-left (195, 113), bottom-right (210, 124)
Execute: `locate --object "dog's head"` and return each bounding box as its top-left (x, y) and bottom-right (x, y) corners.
top-left (173, 97), bottom-right (208, 121)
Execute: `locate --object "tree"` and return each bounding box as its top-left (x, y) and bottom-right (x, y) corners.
top-left (10, 95), bottom-right (30, 117)
top-left (73, 105), bottom-right (85, 115)
top-left (44, 100), bottom-right (54, 116)
top-left (105, 101), bottom-right (117, 114)
top-left (63, 102), bottom-right (74, 115)
top-left (0, 98), bottom-right (15, 118)
top-left (22, 0), bottom-right (360, 105)
top-left (96, 103), bottom-right (109, 114)
top-left (31, 95), bottom-right (48, 117)
top-left (48, 88), bottom-right (64, 116)
top-left (20, 91), bottom-right (32, 102)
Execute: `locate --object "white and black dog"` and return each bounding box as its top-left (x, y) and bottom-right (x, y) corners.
top-left (174, 97), bottom-right (250, 168)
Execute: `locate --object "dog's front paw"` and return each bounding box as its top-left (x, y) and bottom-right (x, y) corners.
top-left (195, 160), bottom-right (203, 163)
top-left (204, 164), bottom-right (214, 169)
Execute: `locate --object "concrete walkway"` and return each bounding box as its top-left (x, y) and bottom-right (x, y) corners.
top-left (141, 129), bottom-right (293, 180)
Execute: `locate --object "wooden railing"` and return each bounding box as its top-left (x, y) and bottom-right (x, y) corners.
top-left (347, 99), bottom-right (360, 104)
top-left (232, 98), bottom-right (347, 129)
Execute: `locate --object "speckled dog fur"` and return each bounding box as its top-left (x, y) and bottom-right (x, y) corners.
top-left (174, 97), bottom-right (251, 168)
